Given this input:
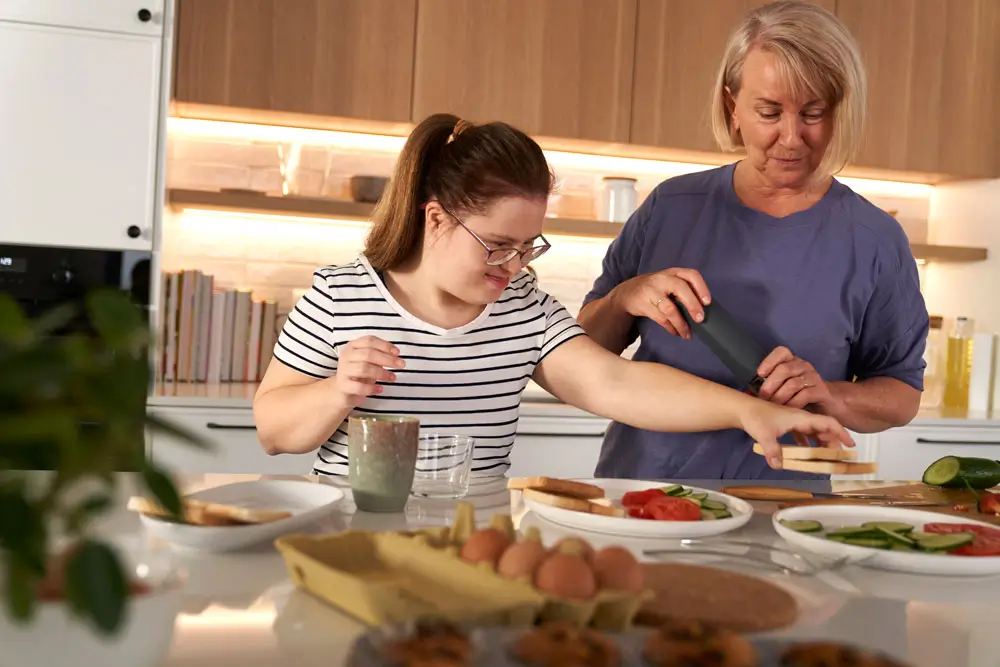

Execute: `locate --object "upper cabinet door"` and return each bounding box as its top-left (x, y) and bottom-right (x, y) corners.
top-left (0, 0), bottom-right (165, 35)
top-left (837, 0), bottom-right (1000, 178)
top-left (630, 0), bottom-right (834, 153)
top-left (0, 22), bottom-right (160, 251)
top-left (411, 0), bottom-right (638, 143)
top-left (173, 0), bottom-right (416, 123)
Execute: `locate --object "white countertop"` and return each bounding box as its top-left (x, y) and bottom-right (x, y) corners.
top-left (147, 381), bottom-right (1000, 428)
top-left (76, 474), bottom-right (1000, 667)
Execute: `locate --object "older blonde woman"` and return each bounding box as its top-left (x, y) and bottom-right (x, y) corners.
top-left (579, 0), bottom-right (927, 480)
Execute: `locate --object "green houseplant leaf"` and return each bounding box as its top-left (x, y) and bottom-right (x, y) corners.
top-left (64, 541), bottom-right (128, 635)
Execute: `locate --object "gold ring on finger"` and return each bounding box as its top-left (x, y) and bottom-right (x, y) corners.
top-left (652, 296), bottom-right (668, 308)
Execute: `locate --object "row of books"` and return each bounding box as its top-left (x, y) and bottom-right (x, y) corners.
top-left (158, 269), bottom-right (280, 383)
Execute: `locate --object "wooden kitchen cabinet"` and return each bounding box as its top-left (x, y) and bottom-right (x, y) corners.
top-left (173, 0), bottom-right (416, 123)
top-left (837, 0), bottom-right (1000, 178)
top-left (411, 0), bottom-right (638, 142)
top-left (630, 0), bottom-right (834, 153)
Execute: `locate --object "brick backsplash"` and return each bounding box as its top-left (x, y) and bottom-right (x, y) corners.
top-left (162, 133), bottom-right (932, 320)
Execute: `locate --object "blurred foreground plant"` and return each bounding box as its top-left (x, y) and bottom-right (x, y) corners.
top-left (0, 288), bottom-right (207, 635)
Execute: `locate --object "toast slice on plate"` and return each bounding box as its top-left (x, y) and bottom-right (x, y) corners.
top-left (752, 443), bottom-right (857, 461)
top-left (127, 496), bottom-right (293, 526)
top-left (777, 460), bottom-right (878, 475)
top-left (506, 476), bottom-right (605, 500)
top-left (521, 488), bottom-right (625, 517)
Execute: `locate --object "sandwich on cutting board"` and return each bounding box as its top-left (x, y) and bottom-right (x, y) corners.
top-left (751, 443), bottom-right (878, 475)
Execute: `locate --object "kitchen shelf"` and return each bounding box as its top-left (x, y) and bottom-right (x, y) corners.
top-left (166, 189), bottom-right (988, 261)
top-left (166, 189), bottom-right (624, 240)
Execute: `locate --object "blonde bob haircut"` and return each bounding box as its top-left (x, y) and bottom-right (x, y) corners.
top-left (709, 0), bottom-right (867, 180)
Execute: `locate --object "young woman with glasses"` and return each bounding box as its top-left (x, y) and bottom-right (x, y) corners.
top-left (253, 113), bottom-right (854, 479)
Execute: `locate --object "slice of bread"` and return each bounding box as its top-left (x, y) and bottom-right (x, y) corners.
top-left (127, 496), bottom-right (292, 526)
top-left (521, 488), bottom-right (625, 517)
top-left (778, 460), bottom-right (878, 475)
top-left (507, 477), bottom-right (605, 500)
top-left (753, 443), bottom-right (857, 461)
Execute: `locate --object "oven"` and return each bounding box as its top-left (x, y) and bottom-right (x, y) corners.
top-left (1, 242), bottom-right (154, 470)
top-left (0, 242), bottom-right (152, 332)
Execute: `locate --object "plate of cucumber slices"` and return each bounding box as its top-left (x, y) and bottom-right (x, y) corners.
top-left (774, 504), bottom-right (1000, 576)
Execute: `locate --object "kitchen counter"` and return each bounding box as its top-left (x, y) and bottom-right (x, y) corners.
top-left (148, 381), bottom-right (1000, 425)
top-left (72, 474), bottom-right (1000, 667)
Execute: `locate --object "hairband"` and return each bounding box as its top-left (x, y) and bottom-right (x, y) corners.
top-left (446, 119), bottom-right (472, 145)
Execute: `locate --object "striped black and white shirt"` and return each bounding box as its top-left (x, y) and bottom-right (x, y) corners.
top-left (271, 254), bottom-right (586, 477)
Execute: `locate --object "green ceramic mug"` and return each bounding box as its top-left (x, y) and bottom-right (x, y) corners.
top-left (347, 415), bottom-right (421, 512)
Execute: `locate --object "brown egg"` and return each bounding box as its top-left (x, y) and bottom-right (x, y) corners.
top-left (592, 546), bottom-right (644, 593)
top-left (552, 537), bottom-right (595, 563)
top-left (497, 540), bottom-right (548, 580)
top-left (459, 528), bottom-right (511, 568)
top-left (534, 552), bottom-right (597, 600)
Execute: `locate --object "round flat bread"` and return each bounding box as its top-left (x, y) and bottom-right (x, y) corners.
top-left (635, 562), bottom-right (798, 633)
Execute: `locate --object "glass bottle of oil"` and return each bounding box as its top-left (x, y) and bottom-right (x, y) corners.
top-left (922, 315), bottom-right (945, 408)
top-left (943, 316), bottom-right (974, 409)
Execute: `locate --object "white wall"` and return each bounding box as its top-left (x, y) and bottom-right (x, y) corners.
top-left (923, 178), bottom-right (1000, 336)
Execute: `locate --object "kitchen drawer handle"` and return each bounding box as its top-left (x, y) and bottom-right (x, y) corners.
top-left (915, 438), bottom-right (1000, 445)
top-left (205, 422), bottom-right (257, 431)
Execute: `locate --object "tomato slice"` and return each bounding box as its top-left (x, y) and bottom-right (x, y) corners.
top-left (923, 522), bottom-right (1000, 556)
top-left (627, 507), bottom-right (648, 519)
top-left (641, 496), bottom-right (701, 521)
top-left (621, 489), bottom-right (665, 509)
top-left (923, 522), bottom-right (1000, 538)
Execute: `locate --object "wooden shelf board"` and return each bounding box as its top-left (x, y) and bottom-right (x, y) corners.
top-left (166, 189), bottom-right (625, 239)
top-left (910, 243), bottom-right (988, 262)
top-left (167, 189), bottom-right (988, 262)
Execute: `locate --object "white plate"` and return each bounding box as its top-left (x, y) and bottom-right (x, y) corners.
top-left (773, 504), bottom-right (1000, 577)
top-left (139, 480), bottom-right (345, 553)
top-left (520, 478), bottom-right (753, 539)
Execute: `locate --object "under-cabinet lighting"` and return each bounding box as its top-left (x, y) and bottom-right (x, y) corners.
top-left (168, 117), bottom-right (934, 200)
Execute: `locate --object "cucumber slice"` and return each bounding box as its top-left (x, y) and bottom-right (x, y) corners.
top-left (840, 537), bottom-right (891, 549)
top-left (890, 542), bottom-right (917, 551)
top-left (699, 509), bottom-right (718, 521)
top-left (688, 492), bottom-right (708, 501)
top-left (660, 484), bottom-right (685, 496)
top-left (914, 532), bottom-right (975, 552)
top-left (826, 526), bottom-right (878, 539)
top-left (862, 521), bottom-right (914, 534)
top-left (909, 531), bottom-right (935, 541)
top-left (827, 535), bottom-right (848, 542)
top-left (700, 499), bottom-right (726, 511)
top-left (922, 455), bottom-right (1000, 489)
top-left (875, 527), bottom-right (915, 546)
top-left (779, 519), bottom-right (824, 533)
top-left (711, 509), bottom-right (732, 519)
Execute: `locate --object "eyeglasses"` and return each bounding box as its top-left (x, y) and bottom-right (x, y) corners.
top-left (443, 207), bottom-right (551, 267)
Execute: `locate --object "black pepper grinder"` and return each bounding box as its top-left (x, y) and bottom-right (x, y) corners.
top-left (669, 295), bottom-right (768, 395)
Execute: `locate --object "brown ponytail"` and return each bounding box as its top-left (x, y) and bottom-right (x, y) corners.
top-left (365, 113), bottom-right (554, 271)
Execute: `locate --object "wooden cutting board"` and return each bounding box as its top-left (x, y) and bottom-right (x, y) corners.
top-left (777, 483), bottom-right (1000, 525)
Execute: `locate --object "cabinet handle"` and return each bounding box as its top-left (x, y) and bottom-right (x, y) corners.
top-left (127, 225), bottom-right (141, 239)
top-left (205, 422), bottom-right (257, 431)
top-left (137, 8), bottom-right (152, 22)
top-left (915, 438), bottom-right (1000, 445)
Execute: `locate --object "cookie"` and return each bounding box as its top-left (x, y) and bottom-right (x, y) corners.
top-left (512, 621), bottom-right (620, 667)
top-left (643, 617), bottom-right (756, 667)
top-left (383, 620), bottom-right (472, 667)
top-left (780, 642), bottom-right (910, 667)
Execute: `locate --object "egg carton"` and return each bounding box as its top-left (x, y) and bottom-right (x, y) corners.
top-left (274, 503), bottom-right (651, 630)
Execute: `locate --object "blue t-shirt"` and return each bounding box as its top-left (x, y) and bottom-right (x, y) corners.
top-left (583, 163), bottom-right (928, 480)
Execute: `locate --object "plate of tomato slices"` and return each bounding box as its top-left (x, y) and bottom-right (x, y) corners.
top-left (774, 505), bottom-right (1000, 576)
top-left (520, 479), bottom-right (753, 539)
